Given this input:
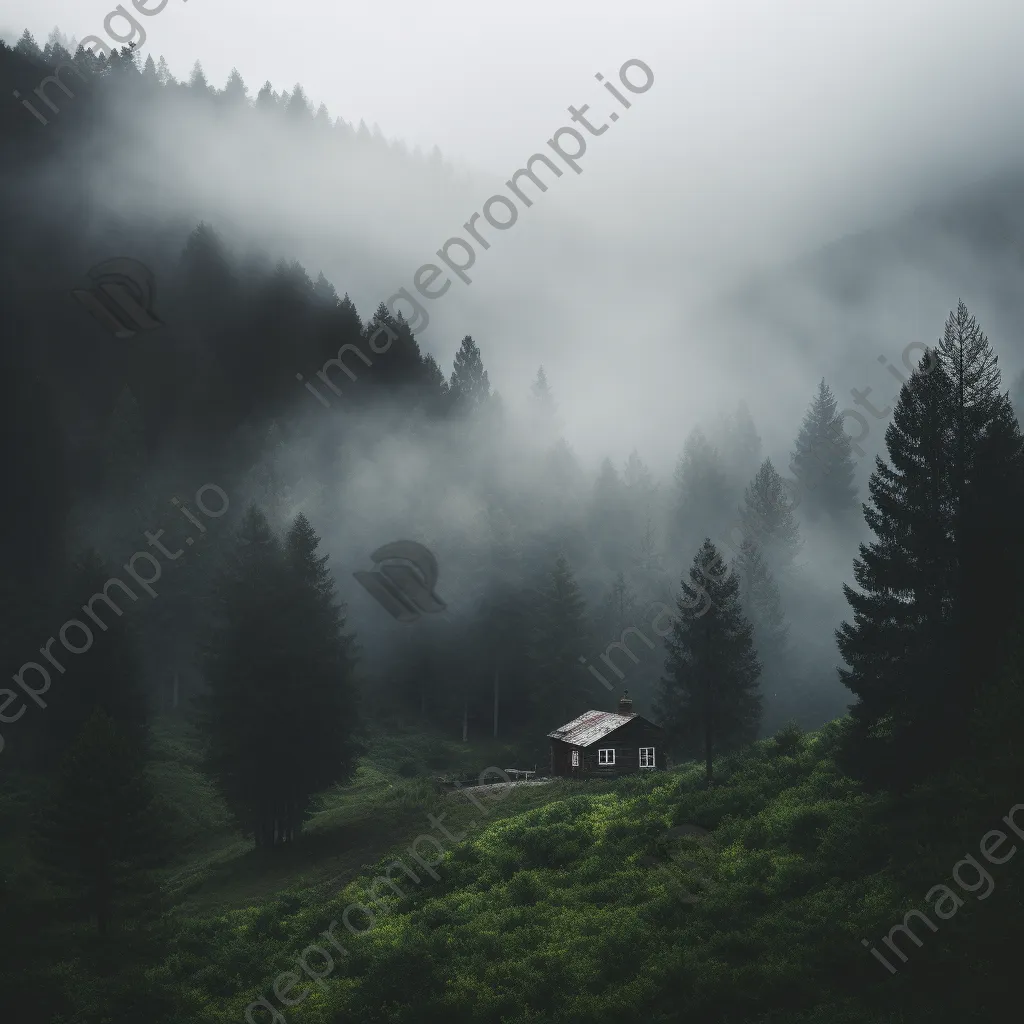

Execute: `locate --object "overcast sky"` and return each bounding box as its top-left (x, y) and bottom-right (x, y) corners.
top-left (8, 0), bottom-right (1024, 470)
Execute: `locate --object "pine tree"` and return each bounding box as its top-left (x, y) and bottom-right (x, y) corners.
top-left (312, 270), bottom-right (338, 306)
top-left (836, 305), bottom-right (1024, 784)
top-left (255, 79), bottom-right (277, 112)
top-left (220, 67), bottom-right (248, 106)
top-left (365, 301), bottom-right (422, 387)
top-left (790, 379), bottom-right (858, 520)
top-left (738, 458), bottom-right (802, 578)
top-left (655, 540), bottom-right (762, 785)
top-left (734, 538), bottom-right (791, 732)
top-left (671, 428), bottom-right (733, 559)
top-left (155, 56), bottom-right (175, 86)
top-left (623, 448), bottom-right (655, 497)
top-left (45, 550), bottom-right (148, 761)
top-left (449, 335), bottom-right (491, 413)
top-left (188, 60), bottom-right (211, 94)
top-left (141, 54), bottom-right (158, 84)
top-left (528, 555), bottom-right (590, 726)
top-left (199, 505), bottom-right (290, 845)
top-left (836, 350), bottom-right (958, 782)
top-left (937, 302), bottom-right (1024, 712)
top-left (199, 507), bottom-right (361, 846)
top-left (280, 513), bottom-right (361, 800)
top-left (286, 83), bottom-right (311, 121)
top-left (589, 457), bottom-right (630, 570)
top-left (598, 570), bottom-right (639, 643)
top-left (15, 29), bottom-right (41, 60)
top-left (420, 353), bottom-right (450, 414)
top-left (32, 709), bottom-right (166, 936)
top-left (530, 366), bottom-right (561, 437)
top-left (314, 103), bottom-right (332, 131)
top-left (723, 401), bottom-right (762, 482)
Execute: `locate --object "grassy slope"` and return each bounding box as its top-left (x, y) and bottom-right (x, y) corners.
top-left (6, 711), bottom-right (1023, 1024)
top-left (150, 718), bottom-right (1024, 1023)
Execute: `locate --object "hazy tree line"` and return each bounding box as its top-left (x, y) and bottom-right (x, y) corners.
top-left (7, 26), bottom-right (454, 170)
top-left (5, 24), bottom-right (1024, 945)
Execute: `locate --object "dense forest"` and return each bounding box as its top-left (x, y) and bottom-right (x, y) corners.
top-left (2, 25), bottom-right (1024, 1024)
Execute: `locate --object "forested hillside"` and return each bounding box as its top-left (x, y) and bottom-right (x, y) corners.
top-left (2, 23), bottom-right (1024, 1024)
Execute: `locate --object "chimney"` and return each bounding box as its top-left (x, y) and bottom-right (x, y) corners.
top-left (618, 690), bottom-right (634, 716)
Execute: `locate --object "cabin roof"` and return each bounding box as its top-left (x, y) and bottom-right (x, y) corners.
top-left (546, 710), bottom-right (637, 747)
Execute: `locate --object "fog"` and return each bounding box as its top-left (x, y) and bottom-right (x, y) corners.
top-left (10, 1), bottom-right (1024, 468)
top-left (7, 0), bottom-right (1024, 732)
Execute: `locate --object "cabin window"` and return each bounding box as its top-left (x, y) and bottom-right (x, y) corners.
top-left (598, 748), bottom-right (615, 765)
top-left (639, 747), bottom-right (655, 768)
top-left (571, 750), bottom-right (580, 767)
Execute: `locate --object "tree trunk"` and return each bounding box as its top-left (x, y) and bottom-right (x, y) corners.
top-left (493, 666), bottom-right (500, 738)
top-left (172, 672), bottom-right (179, 710)
top-left (462, 699), bottom-right (468, 742)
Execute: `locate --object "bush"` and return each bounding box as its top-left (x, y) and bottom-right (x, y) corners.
top-left (771, 720), bottom-right (805, 757)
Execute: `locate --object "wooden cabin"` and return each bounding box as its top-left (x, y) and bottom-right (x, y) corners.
top-left (547, 691), bottom-right (666, 778)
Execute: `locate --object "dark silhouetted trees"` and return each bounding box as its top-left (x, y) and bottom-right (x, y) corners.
top-left (655, 539), bottom-right (762, 785)
top-left (790, 379), bottom-right (858, 521)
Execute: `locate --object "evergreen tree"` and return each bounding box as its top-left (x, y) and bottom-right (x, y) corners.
top-left (286, 83), bottom-right (311, 121)
top-left (198, 505), bottom-right (289, 845)
top-left (314, 102), bottom-right (332, 131)
top-left (449, 335), bottom-right (491, 412)
top-left (280, 513), bottom-right (361, 799)
top-left (530, 366), bottom-right (561, 437)
top-left (420, 353), bottom-right (450, 414)
top-left (790, 379), bottom-right (858, 520)
top-left (723, 400), bottom-right (762, 482)
top-left (734, 538), bottom-right (791, 732)
top-left (655, 540), bottom-right (762, 785)
top-left (45, 550), bottom-right (148, 761)
top-left (199, 506), bottom-right (360, 846)
top-left (312, 270), bottom-right (337, 306)
top-left (738, 458), bottom-right (802, 578)
top-left (155, 55), bottom-right (175, 86)
top-left (255, 79), bottom-right (277, 113)
top-left (597, 570), bottom-right (639, 644)
top-left (188, 60), bottom-right (211, 94)
top-left (589, 457), bottom-right (630, 570)
top-left (836, 350), bottom-right (958, 783)
top-left (938, 303), bottom-right (1024, 715)
top-left (671, 428), bottom-right (733, 559)
top-left (32, 709), bottom-right (166, 937)
top-left (141, 54), bottom-right (158, 84)
top-left (365, 302), bottom-right (422, 387)
top-left (15, 29), bottom-right (41, 60)
top-left (528, 555), bottom-right (590, 726)
top-left (623, 448), bottom-right (655, 497)
top-left (837, 305), bottom-right (1024, 785)
top-left (220, 67), bottom-right (248, 106)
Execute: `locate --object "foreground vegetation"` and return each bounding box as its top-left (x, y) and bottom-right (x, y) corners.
top-left (4, 695), bottom-right (1021, 1023)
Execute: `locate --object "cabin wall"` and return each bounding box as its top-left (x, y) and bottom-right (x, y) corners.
top-left (550, 740), bottom-right (584, 778)
top-left (551, 718), bottom-right (665, 778)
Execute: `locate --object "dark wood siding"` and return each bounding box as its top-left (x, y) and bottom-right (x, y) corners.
top-left (550, 716), bottom-right (665, 778)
